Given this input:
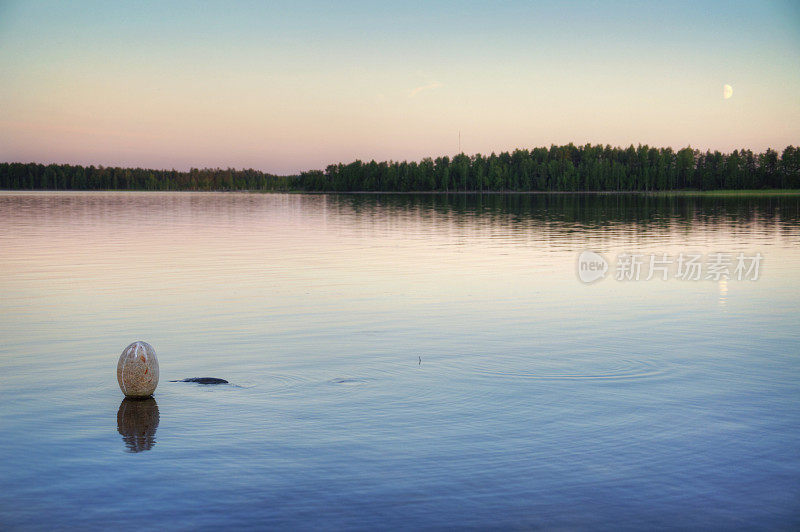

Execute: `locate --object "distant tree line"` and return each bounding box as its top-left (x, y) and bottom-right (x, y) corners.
top-left (0, 164), bottom-right (293, 191)
top-left (298, 145), bottom-right (800, 192)
top-left (2, 144), bottom-right (799, 192)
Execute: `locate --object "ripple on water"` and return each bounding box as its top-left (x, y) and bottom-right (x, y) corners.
top-left (229, 373), bottom-right (316, 395)
top-left (435, 352), bottom-right (675, 383)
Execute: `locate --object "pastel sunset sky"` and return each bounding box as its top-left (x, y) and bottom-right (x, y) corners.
top-left (1, 0), bottom-right (798, 175)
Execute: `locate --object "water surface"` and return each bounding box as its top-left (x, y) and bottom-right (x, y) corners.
top-left (1, 192), bottom-right (799, 529)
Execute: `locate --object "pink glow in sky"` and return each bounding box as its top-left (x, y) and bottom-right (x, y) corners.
top-left (1, 1), bottom-right (799, 174)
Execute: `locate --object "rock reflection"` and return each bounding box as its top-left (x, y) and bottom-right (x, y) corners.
top-left (117, 397), bottom-right (159, 453)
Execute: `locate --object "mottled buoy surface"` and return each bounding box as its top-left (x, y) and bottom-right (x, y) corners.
top-left (117, 341), bottom-right (159, 397)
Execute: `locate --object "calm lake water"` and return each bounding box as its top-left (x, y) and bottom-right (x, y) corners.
top-left (1, 191), bottom-right (799, 530)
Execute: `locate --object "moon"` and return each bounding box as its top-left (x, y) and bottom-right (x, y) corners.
top-left (723, 84), bottom-right (733, 99)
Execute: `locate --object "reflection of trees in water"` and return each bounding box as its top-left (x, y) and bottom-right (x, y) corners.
top-left (117, 397), bottom-right (159, 453)
top-left (336, 193), bottom-right (800, 242)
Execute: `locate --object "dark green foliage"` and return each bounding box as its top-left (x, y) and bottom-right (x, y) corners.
top-left (296, 145), bottom-right (799, 192)
top-left (1, 144), bottom-right (798, 191)
top-left (0, 163), bottom-right (293, 191)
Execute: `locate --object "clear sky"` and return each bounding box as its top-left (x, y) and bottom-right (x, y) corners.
top-left (1, 0), bottom-right (798, 175)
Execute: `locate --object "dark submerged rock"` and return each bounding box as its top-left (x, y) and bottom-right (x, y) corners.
top-left (170, 377), bottom-right (229, 385)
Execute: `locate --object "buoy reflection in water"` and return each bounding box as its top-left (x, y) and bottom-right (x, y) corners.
top-left (117, 397), bottom-right (159, 453)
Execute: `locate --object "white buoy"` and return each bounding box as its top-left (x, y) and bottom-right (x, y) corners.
top-left (117, 341), bottom-right (159, 397)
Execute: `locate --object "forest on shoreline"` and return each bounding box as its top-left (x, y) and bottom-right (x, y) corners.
top-left (2, 144), bottom-right (799, 192)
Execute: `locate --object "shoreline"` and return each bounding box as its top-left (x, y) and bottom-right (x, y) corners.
top-left (2, 189), bottom-right (800, 196)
